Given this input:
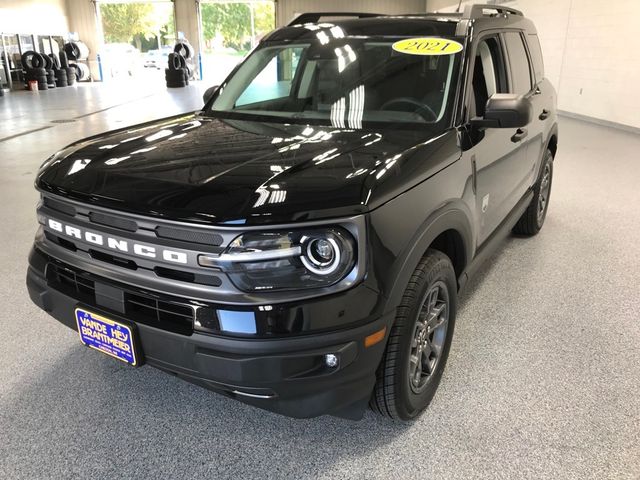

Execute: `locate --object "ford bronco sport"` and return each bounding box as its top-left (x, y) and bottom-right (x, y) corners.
top-left (27, 4), bottom-right (558, 420)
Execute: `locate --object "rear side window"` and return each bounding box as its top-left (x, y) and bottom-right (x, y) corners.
top-left (504, 32), bottom-right (533, 95)
top-left (527, 34), bottom-right (545, 81)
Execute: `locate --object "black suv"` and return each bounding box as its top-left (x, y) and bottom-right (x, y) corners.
top-left (27, 5), bottom-right (557, 420)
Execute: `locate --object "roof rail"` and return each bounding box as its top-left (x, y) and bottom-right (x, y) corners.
top-left (462, 3), bottom-right (523, 20)
top-left (287, 12), bottom-right (381, 27)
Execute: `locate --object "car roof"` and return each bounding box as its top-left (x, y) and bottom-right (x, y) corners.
top-left (265, 5), bottom-right (537, 42)
top-left (265, 17), bottom-right (460, 42)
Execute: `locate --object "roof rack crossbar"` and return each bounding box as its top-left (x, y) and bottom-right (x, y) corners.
top-left (287, 12), bottom-right (381, 27)
top-left (462, 4), bottom-right (523, 20)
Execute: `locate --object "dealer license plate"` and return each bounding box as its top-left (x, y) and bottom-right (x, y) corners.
top-left (75, 308), bottom-right (138, 366)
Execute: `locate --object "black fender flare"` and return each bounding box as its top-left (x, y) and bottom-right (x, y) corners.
top-left (382, 202), bottom-right (474, 312)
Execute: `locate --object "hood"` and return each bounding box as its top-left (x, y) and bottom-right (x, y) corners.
top-left (37, 112), bottom-right (459, 225)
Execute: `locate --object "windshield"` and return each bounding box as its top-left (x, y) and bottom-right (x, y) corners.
top-left (207, 37), bottom-right (462, 128)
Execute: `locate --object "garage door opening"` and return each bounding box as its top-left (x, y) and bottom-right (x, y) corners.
top-left (97, 1), bottom-right (176, 82)
top-left (199, 1), bottom-right (275, 85)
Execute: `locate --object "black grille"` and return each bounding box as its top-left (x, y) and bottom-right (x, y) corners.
top-left (156, 225), bottom-right (223, 246)
top-left (45, 262), bottom-right (196, 335)
top-left (43, 197), bottom-right (76, 217)
top-left (89, 211), bottom-right (138, 232)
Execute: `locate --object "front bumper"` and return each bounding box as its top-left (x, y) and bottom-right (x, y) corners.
top-left (27, 248), bottom-right (392, 419)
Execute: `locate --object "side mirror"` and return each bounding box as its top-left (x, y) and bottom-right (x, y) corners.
top-left (471, 94), bottom-right (533, 129)
top-left (203, 85), bottom-right (219, 104)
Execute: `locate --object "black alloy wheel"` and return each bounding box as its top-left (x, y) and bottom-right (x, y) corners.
top-left (408, 281), bottom-right (450, 394)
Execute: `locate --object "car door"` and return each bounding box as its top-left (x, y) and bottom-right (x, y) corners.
top-left (463, 33), bottom-right (529, 246)
top-left (503, 31), bottom-right (545, 193)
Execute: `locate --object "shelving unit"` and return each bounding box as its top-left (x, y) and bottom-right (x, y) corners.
top-left (0, 33), bottom-right (66, 90)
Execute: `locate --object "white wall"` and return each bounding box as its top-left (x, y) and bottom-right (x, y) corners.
top-left (426, 0), bottom-right (640, 129)
top-left (0, 0), bottom-right (69, 34)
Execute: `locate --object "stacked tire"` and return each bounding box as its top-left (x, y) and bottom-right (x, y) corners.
top-left (43, 54), bottom-right (56, 89)
top-left (173, 42), bottom-right (194, 61)
top-left (22, 51), bottom-right (48, 90)
top-left (50, 53), bottom-right (67, 88)
top-left (165, 52), bottom-right (188, 88)
top-left (59, 51), bottom-right (76, 86)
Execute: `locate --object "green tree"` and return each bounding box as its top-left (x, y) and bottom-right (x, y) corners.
top-left (201, 3), bottom-right (250, 50)
top-left (100, 3), bottom-right (173, 51)
top-left (201, 2), bottom-right (274, 52)
top-left (254, 2), bottom-right (275, 39)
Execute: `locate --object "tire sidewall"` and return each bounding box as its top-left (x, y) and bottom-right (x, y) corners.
top-left (396, 255), bottom-right (457, 419)
top-left (535, 149), bottom-right (554, 229)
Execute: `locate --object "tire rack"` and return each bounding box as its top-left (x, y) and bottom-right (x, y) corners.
top-left (0, 33), bottom-right (65, 90)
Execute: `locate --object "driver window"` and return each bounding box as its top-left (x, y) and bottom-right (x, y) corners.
top-left (471, 36), bottom-right (507, 117)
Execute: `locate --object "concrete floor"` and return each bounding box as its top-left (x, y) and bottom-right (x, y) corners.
top-left (0, 84), bottom-right (638, 479)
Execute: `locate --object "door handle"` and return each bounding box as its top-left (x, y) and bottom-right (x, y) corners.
top-left (539, 109), bottom-right (550, 120)
top-left (511, 128), bottom-right (528, 143)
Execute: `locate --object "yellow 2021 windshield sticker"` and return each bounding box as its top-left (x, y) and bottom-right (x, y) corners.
top-left (392, 37), bottom-right (463, 56)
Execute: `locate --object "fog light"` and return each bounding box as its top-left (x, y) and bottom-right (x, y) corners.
top-left (324, 353), bottom-right (339, 368)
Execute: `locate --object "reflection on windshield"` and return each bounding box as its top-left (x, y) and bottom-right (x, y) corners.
top-left (210, 29), bottom-right (460, 128)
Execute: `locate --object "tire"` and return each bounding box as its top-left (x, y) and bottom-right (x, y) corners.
top-left (21, 51), bottom-right (45, 69)
top-left (512, 148), bottom-right (554, 236)
top-left (174, 42), bottom-right (193, 59)
top-left (64, 41), bottom-right (89, 61)
top-left (66, 66), bottom-right (76, 85)
top-left (166, 80), bottom-right (186, 88)
top-left (25, 75), bottom-right (47, 84)
top-left (25, 67), bottom-right (46, 78)
top-left (59, 51), bottom-right (69, 68)
top-left (64, 42), bottom-right (79, 60)
top-left (371, 249), bottom-right (457, 420)
top-left (48, 54), bottom-right (61, 70)
top-left (72, 63), bottom-right (90, 81)
top-left (165, 68), bottom-right (187, 82)
top-left (43, 54), bottom-right (53, 70)
top-left (167, 53), bottom-right (183, 71)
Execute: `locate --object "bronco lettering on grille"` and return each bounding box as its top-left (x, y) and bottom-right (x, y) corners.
top-left (47, 218), bottom-right (188, 264)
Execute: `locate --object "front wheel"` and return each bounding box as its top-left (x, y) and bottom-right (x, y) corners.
top-left (370, 249), bottom-right (457, 420)
top-left (513, 148), bottom-right (554, 236)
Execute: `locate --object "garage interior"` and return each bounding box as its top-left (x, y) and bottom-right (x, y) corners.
top-left (0, 0), bottom-right (638, 478)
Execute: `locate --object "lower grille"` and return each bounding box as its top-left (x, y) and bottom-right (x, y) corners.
top-left (45, 262), bottom-right (196, 335)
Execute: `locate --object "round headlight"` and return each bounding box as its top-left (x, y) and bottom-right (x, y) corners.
top-left (206, 227), bottom-right (356, 292)
top-left (302, 237), bottom-right (341, 275)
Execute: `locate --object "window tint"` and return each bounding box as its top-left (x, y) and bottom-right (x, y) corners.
top-left (504, 32), bottom-right (533, 95)
top-left (236, 48), bottom-right (304, 106)
top-left (527, 34), bottom-right (544, 81)
top-left (471, 37), bottom-right (507, 117)
top-left (212, 41), bottom-right (461, 126)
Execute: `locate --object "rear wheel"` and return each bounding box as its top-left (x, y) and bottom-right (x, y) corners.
top-left (370, 249), bottom-right (457, 420)
top-left (513, 148), bottom-right (554, 236)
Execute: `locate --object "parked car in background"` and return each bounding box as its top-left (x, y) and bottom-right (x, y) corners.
top-left (101, 43), bottom-right (141, 78)
top-left (144, 47), bottom-right (173, 69)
